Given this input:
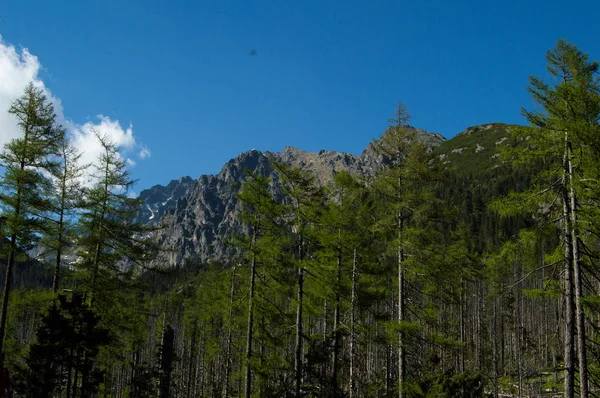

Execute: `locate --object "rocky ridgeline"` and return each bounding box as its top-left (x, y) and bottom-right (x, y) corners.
top-left (138, 126), bottom-right (446, 266)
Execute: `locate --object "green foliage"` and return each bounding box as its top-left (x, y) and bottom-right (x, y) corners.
top-left (75, 134), bottom-right (159, 309)
top-left (0, 83), bottom-right (65, 249)
top-left (432, 123), bottom-right (518, 176)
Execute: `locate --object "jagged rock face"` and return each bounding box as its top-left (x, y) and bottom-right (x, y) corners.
top-left (273, 146), bottom-right (364, 186)
top-left (357, 126), bottom-right (446, 177)
top-left (137, 176), bottom-right (195, 225)
top-left (151, 150), bottom-right (277, 265)
top-left (141, 127), bottom-right (446, 266)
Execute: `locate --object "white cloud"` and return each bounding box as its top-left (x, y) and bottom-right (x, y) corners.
top-left (138, 145), bottom-right (151, 159)
top-left (0, 36), bottom-right (149, 187)
top-left (69, 115), bottom-right (137, 176)
top-left (0, 36), bottom-right (64, 147)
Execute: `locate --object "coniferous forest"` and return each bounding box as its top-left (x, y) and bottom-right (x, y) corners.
top-left (1, 39), bottom-right (600, 397)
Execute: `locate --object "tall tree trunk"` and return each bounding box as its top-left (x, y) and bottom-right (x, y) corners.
top-left (332, 246), bottom-right (342, 397)
top-left (459, 275), bottom-right (465, 375)
top-left (567, 141), bottom-right (588, 398)
top-left (245, 236), bottom-right (257, 398)
top-left (159, 325), bottom-right (175, 398)
top-left (89, 152), bottom-right (110, 308)
top-left (0, 166), bottom-right (25, 351)
top-left (295, 234), bottom-right (304, 397)
top-left (224, 264), bottom-right (236, 398)
top-left (493, 298), bottom-right (499, 398)
top-left (0, 233), bottom-right (17, 352)
top-left (514, 259), bottom-right (523, 398)
top-left (53, 155), bottom-right (69, 293)
top-left (349, 249), bottom-right (357, 398)
top-left (562, 134), bottom-right (576, 398)
top-left (188, 321), bottom-right (198, 398)
top-left (295, 265), bottom-right (304, 397)
top-left (398, 212), bottom-right (405, 398)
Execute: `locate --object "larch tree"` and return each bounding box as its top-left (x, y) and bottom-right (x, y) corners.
top-left (371, 102), bottom-right (446, 397)
top-left (316, 171), bottom-right (363, 397)
top-left (75, 133), bottom-right (158, 317)
top-left (273, 161), bottom-right (323, 397)
top-left (236, 171), bottom-right (284, 398)
top-left (0, 82), bottom-right (64, 350)
top-left (493, 39), bottom-right (600, 398)
top-left (42, 138), bottom-right (88, 293)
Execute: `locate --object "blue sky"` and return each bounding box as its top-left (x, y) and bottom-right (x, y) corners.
top-left (1, 0), bottom-right (599, 191)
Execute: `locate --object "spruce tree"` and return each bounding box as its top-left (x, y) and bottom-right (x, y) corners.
top-left (22, 293), bottom-right (110, 398)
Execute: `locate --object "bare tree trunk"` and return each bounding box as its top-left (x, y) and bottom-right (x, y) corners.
top-left (66, 344), bottom-right (73, 398)
top-left (0, 233), bottom-right (17, 352)
top-left (349, 249), bottom-right (357, 398)
top-left (188, 321), bottom-right (197, 398)
top-left (224, 264), bottom-right (236, 398)
top-left (514, 259), bottom-right (523, 398)
top-left (562, 133), bottom-right (575, 398)
top-left (567, 141), bottom-right (588, 398)
top-left (459, 276), bottom-right (465, 375)
top-left (53, 152), bottom-right (69, 293)
top-left (159, 325), bottom-right (175, 398)
top-left (332, 246), bottom-right (342, 397)
top-left (295, 265), bottom-right (304, 397)
top-left (398, 213), bottom-right (405, 398)
top-left (493, 298), bottom-right (499, 398)
top-left (295, 233), bottom-right (305, 397)
top-left (245, 247), bottom-right (257, 398)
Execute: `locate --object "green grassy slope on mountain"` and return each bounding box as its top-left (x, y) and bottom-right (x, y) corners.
top-left (432, 123), bottom-right (519, 176)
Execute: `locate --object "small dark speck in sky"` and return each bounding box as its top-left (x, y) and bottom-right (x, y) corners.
top-left (249, 49), bottom-right (257, 56)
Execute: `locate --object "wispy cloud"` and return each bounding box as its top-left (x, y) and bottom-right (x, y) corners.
top-left (138, 145), bottom-right (151, 159)
top-left (0, 36), bottom-right (149, 186)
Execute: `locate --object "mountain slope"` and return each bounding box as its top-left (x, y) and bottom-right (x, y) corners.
top-left (432, 122), bottom-right (515, 175)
